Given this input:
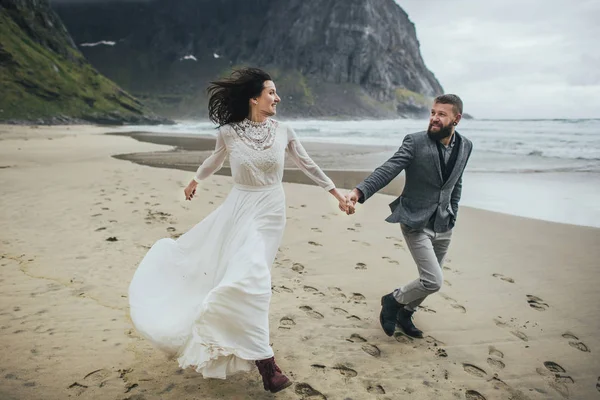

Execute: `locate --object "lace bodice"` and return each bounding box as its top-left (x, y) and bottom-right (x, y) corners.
top-left (193, 120), bottom-right (335, 191)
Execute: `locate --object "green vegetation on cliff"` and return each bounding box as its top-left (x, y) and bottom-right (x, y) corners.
top-left (0, 1), bottom-right (169, 124)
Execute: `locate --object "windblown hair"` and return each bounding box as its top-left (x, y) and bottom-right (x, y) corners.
top-left (207, 67), bottom-right (272, 126)
top-left (434, 94), bottom-right (463, 116)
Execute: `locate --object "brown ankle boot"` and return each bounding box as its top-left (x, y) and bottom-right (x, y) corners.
top-left (255, 357), bottom-right (292, 393)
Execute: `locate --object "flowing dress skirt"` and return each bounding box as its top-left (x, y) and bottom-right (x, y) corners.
top-left (128, 183), bottom-right (285, 379)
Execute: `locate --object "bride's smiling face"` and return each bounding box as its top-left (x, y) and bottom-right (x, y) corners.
top-left (251, 81), bottom-right (281, 117)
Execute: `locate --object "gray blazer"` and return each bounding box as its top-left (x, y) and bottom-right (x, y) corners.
top-left (356, 131), bottom-right (473, 232)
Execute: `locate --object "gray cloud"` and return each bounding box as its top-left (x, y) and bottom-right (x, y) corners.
top-left (398, 0), bottom-right (600, 118)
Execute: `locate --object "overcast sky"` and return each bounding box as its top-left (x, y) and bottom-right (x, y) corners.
top-left (398, 0), bottom-right (600, 119)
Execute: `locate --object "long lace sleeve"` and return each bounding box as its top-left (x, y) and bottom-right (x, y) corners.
top-left (285, 125), bottom-right (335, 191)
top-left (193, 128), bottom-right (227, 183)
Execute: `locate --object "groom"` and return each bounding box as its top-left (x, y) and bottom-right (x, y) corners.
top-left (345, 94), bottom-right (473, 338)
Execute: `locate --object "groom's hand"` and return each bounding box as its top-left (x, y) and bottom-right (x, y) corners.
top-left (345, 188), bottom-right (362, 215)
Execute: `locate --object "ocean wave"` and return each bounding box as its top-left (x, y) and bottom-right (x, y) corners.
top-left (116, 118), bottom-right (600, 163)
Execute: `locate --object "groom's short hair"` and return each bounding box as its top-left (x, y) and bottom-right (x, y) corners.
top-left (434, 94), bottom-right (463, 116)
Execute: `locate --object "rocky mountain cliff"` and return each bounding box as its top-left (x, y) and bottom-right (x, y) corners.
top-left (52, 0), bottom-right (444, 119)
top-left (0, 0), bottom-right (171, 124)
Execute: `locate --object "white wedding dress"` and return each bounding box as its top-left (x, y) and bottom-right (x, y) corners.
top-left (128, 119), bottom-right (335, 379)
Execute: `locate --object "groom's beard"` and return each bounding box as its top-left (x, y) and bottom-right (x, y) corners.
top-left (427, 122), bottom-right (454, 141)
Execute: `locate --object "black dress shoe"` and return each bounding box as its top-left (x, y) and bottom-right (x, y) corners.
top-left (380, 293), bottom-right (400, 336)
top-left (396, 308), bottom-right (424, 338)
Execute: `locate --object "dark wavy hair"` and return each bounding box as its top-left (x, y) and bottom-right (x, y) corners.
top-left (207, 67), bottom-right (272, 126)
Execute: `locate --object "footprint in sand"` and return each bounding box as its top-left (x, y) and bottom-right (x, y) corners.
top-left (332, 365), bottom-right (358, 378)
top-left (333, 307), bottom-right (349, 316)
top-left (355, 262), bottom-right (367, 270)
top-left (295, 383), bottom-right (327, 400)
top-left (562, 332), bottom-right (590, 353)
top-left (350, 293), bottom-right (366, 303)
top-left (420, 306), bottom-right (436, 314)
top-left (493, 318), bottom-right (508, 328)
top-left (510, 330), bottom-right (529, 342)
top-left (83, 368), bottom-right (113, 385)
top-left (493, 318), bottom-right (528, 342)
top-left (303, 286), bottom-right (324, 296)
top-left (292, 263), bottom-right (305, 273)
top-left (488, 346), bottom-right (504, 359)
top-left (361, 343), bottom-right (381, 358)
top-left (299, 306), bottom-right (324, 319)
top-left (346, 315), bottom-right (361, 322)
top-left (425, 334), bottom-right (446, 346)
top-left (272, 286), bottom-right (293, 294)
top-left (465, 390), bottom-right (487, 400)
top-left (439, 293), bottom-right (467, 313)
top-left (486, 358), bottom-right (506, 370)
top-left (311, 228), bottom-right (322, 233)
top-left (328, 287), bottom-right (347, 298)
top-left (382, 256), bottom-right (400, 265)
top-left (527, 295), bottom-right (549, 311)
top-left (439, 293), bottom-right (455, 302)
top-left (450, 304), bottom-right (466, 313)
top-left (279, 317), bottom-right (296, 330)
top-left (537, 361), bottom-right (575, 398)
top-left (346, 333), bottom-right (367, 343)
top-left (68, 368), bottom-right (116, 395)
top-left (492, 273), bottom-right (515, 283)
top-left (541, 361), bottom-right (566, 374)
top-left (394, 332), bottom-right (414, 344)
top-left (366, 385), bottom-right (385, 394)
top-left (351, 240), bottom-right (371, 247)
top-left (463, 364), bottom-right (487, 378)
top-left (308, 241), bottom-right (322, 247)
top-left (311, 364), bottom-right (358, 378)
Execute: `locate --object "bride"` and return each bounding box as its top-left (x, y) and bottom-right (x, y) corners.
top-left (128, 67), bottom-right (347, 393)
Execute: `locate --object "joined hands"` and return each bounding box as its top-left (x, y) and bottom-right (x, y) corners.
top-left (344, 188), bottom-right (361, 215)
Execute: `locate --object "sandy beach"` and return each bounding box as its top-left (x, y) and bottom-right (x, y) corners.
top-left (1, 124), bottom-right (599, 400)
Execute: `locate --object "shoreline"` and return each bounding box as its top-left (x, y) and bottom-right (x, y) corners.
top-left (109, 131), bottom-right (600, 229)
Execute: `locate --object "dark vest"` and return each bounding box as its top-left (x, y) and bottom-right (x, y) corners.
top-left (436, 133), bottom-right (462, 183)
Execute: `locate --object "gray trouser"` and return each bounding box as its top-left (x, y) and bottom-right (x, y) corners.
top-left (393, 224), bottom-right (452, 312)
